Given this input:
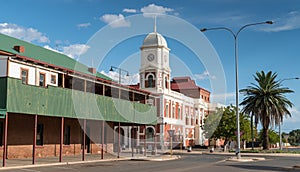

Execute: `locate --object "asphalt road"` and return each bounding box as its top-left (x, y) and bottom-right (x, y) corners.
top-left (2, 154), bottom-right (300, 172)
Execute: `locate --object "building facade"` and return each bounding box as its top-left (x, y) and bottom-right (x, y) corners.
top-left (0, 33), bottom-right (158, 166)
top-left (136, 27), bottom-right (210, 149)
top-left (0, 24), bottom-right (212, 166)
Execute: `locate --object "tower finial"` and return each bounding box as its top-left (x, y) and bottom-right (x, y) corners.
top-left (154, 16), bottom-right (157, 32)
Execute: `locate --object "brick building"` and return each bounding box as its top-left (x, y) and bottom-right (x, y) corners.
top-left (0, 33), bottom-right (158, 166)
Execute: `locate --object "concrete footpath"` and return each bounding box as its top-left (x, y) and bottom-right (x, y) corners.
top-left (1, 149), bottom-right (300, 171)
top-left (0, 151), bottom-right (181, 171)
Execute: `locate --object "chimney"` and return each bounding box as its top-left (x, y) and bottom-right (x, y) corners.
top-left (14, 45), bottom-right (25, 53)
top-left (88, 67), bottom-right (96, 74)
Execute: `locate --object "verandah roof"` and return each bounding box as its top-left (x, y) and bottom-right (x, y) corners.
top-left (2, 77), bottom-right (156, 125)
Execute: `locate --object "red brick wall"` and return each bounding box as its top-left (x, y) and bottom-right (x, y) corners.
top-left (0, 113), bottom-right (116, 159)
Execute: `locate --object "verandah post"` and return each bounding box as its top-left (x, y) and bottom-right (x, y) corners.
top-left (32, 114), bottom-right (37, 165)
top-left (2, 112), bottom-right (8, 167)
top-left (59, 117), bottom-right (64, 162)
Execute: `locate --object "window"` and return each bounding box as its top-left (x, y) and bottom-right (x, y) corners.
top-left (148, 75), bottom-right (154, 87)
top-left (36, 124), bottom-right (44, 146)
top-left (165, 76), bottom-right (168, 88)
top-left (178, 107), bottom-right (181, 120)
top-left (51, 75), bottom-right (56, 84)
top-left (165, 104), bottom-right (169, 118)
top-left (185, 115), bottom-right (189, 125)
top-left (172, 106), bottom-right (175, 118)
top-left (21, 68), bottom-right (28, 84)
top-left (146, 127), bottom-right (154, 142)
top-left (39, 73), bottom-right (46, 87)
top-left (64, 125), bottom-right (71, 145)
top-left (145, 73), bottom-right (155, 88)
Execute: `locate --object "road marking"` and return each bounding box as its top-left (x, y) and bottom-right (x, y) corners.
top-left (20, 169), bottom-right (41, 172)
top-left (215, 159), bottom-right (227, 164)
top-left (54, 166), bottom-right (77, 171)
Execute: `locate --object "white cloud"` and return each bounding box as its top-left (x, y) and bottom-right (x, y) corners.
top-left (194, 70), bottom-right (216, 80)
top-left (62, 44), bottom-right (90, 59)
top-left (196, 11), bottom-right (250, 27)
top-left (77, 22), bottom-right (91, 28)
top-left (281, 107), bottom-right (300, 132)
top-left (141, 4), bottom-right (174, 17)
top-left (43, 45), bottom-right (62, 54)
top-left (261, 11), bottom-right (300, 32)
top-left (43, 44), bottom-right (89, 59)
top-left (101, 14), bottom-right (130, 28)
top-left (0, 23), bottom-right (50, 43)
top-left (101, 71), bottom-right (139, 85)
top-left (123, 8), bottom-right (137, 13)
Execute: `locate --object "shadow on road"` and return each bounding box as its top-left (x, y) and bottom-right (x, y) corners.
top-left (224, 164), bottom-right (295, 172)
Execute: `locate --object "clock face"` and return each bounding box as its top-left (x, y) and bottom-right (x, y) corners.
top-left (147, 53), bottom-right (155, 61)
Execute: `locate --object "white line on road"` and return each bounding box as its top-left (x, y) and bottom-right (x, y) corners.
top-left (20, 169), bottom-right (41, 172)
top-left (54, 166), bottom-right (79, 171)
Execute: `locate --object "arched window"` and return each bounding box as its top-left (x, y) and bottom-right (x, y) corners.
top-left (146, 127), bottom-right (154, 141)
top-left (148, 75), bottom-right (154, 87)
top-left (145, 73), bottom-right (155, 88)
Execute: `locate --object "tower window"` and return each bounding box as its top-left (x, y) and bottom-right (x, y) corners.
top-left (145, 73), bottom-right (155, 88)
top-left (148, 75), bottom-right (154, 87)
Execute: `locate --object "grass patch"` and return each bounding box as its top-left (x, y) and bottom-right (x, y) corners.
top-left (229, 149), bottom-right (300, 154)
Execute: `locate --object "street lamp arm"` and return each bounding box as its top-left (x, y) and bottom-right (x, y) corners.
top-left (201, 27), bottom-right (236, 39)
top-left (110, 66), bottom-right (130, 75)
top-left (236, 21), bottom-right (273, 37)
top-left (201, 21), bottom-right (273, 39)
top-left (109, 66), bottom-right (130, 84)
top-left (279, 77), bottom-right (299, 84)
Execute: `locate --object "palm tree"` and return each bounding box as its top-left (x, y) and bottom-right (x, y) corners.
top-left (240, 71), bottom-right (293, 150)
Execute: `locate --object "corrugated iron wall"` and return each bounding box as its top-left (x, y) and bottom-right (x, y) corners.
top-left (6, 78), bottom-right (156, 124)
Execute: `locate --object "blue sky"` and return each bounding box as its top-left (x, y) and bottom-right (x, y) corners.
top-left (1, 0), bottom-right (300, 132)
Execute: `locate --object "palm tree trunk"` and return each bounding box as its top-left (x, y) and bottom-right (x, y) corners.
top-left (262, 127), bottom-right (269, 150)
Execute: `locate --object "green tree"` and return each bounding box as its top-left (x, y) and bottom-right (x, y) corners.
top-left (288, 129), bottom-right (300, 146)
top-left (240, 71), bottom-right (294, 150)
top-left (203, 105), bottom-right (253, 145)
top-left (259, 129), bottom-right (279, 145)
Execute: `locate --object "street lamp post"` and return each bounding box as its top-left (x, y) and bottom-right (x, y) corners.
top-left (109, 66), bottom-right (129, 84)
top-left (109, 66), bottom-right (129, 158)
top-left (167, 129), bottom-right (175, 157)
top-left (201, 21), bottom-right (273, 159)
top-left (279, 77), bottom-right (299, 150)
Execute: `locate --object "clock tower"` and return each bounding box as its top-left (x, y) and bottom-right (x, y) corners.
top-left (139, 21), bottom-right (171, 93)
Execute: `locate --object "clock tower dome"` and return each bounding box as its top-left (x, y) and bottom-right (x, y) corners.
top-left (139, 19), bottom-right (171, 93)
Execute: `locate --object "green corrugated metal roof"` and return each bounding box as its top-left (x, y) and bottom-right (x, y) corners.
top-left (0, 33), bottom-right (111, 81)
